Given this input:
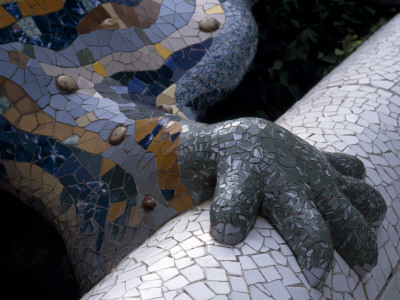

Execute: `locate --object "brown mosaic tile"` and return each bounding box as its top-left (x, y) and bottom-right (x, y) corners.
top-left (3, 105), bottom-right (21, 126)
top-left (54, 123), bottom-right (73, 140)
top-left (18, 113), bottom-right (38, 132)
top-left (8, 49), bottom-right (30, 69)
top-left (33, 123), bottom-right (54, 136)
top-left (15, 96), bottom-right (40, 115)
top-left (0, 6), bottom-right (16, 28)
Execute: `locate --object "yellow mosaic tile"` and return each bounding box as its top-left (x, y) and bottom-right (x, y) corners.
top-left (54, 123), bottom-right (73, 141)
top-left (43, 171), bottom-right (58, 187)
top-left (156, 84), bottom-right (176, 106)
top-left (164, 173), bottom-right (179, 190)
top-left (108, 201), bottom-right (126, 221)
top-left (31, 164), bottom-right (43, 180)
top-left (78, 136), bottom-right (111, 154)
top-left (146, 138), bottom-right (164, 156)
top-left (205, 5), bottom-right (224, 15)
top-left (17, 113), bottom-right (38, 132)
top-left (94, 138), bottom-right (111, 154)
top-left (135, 118), bottom-right (160, 141)
top-left (73, 126), bottom-right (85, 136)
top-left (4, 161), bottom-right (18, 179)
top-left (129, 206), bottom-right (140, 226)
top-left (76, 114), bottom-right (91, 127)
top-left (16, 162), bottom-right (30, 177)
top-left (15, 96), bottom-right (40, 115)
top-left (0, 6), bottom-right (16, 28)
top-left (168, 197), bottom-right (185, 213)
top-left (77, 131), bottom-right (97, 144)
top-left (182, 193), bottom-right (193, 208)
top-left (93, 62), bottom-right (107, 77)
top-left (152, 126), bottom-right (165, 142)
top-left (36, 111), bottom-right (54, 124)
top-left (100, 157), bottom-right (116, 176)
top-left (155, 43), bottom-right (172, 60)
top-left (2, 79), bottom-right (24, 101)
top-left (3, 105), bottom-right (21, 126)
top-left (86, 111), bottom-right (98, 122)
top-left (17, 1), bottom-right (34, 16)
top-left (158, 171), bottom-right (167, 187)
top-left (33, 123), bottom-right (54, 136)
top-left (174, 182), bottom-right (187, 197)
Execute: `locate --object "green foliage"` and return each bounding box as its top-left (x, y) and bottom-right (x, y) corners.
top-left (203, 0), bottom-right (397, 123)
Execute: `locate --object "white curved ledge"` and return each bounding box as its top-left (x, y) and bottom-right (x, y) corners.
top-left (82, 13), bottom-right (400, 300)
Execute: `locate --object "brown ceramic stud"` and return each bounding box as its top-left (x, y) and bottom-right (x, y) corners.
top-left (102, 18), bottom-right (120, 30)
top-left (158, 104), bottom-right (173, 114)
top-left (56, 75), bottom-right (79, 93)
top-left (199, 17), bottom-right (220, 33)
top-left (142, 196), bottom-right (156, 210)
top-left (109, 124), bottom-right (127, 145)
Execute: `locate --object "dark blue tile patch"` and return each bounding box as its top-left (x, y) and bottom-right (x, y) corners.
top-left (109, 38), bottom-right (214, 108)
top-left (162, 189), bottom-right (175, 201)
top-left (3, 3), bottom-right (22, 20)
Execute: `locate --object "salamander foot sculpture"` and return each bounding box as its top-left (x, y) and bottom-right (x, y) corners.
top-left (178, 117), bottom-right (387, 287)
top-left (0, 0), bottom-right (388, 295)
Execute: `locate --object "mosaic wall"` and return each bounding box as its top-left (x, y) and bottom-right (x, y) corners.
top-left (81, 14), bottom-right (400, 300)
top-left (0, 0), bottom-right (257, 292)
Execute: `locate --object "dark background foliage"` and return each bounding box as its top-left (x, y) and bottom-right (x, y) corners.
top-left (0, 1), bottom-right (397, 299)
top-left (203, 0), bottom-right (397, 123)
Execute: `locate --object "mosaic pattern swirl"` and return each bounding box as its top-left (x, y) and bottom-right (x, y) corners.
top-left (0, 0), bottom-right (258, 292)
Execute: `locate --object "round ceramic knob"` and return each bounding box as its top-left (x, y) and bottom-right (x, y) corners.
top-left (199, 17), bottom-right (220, 32)
top-left (109, 125), bottom-right (127, 145)
top-left (158, 104), bottom-right (173, 114)
top-left (142, 196), bottom-right (156, 210)
top-left (56, 75), bottom-right (79, 93)
top-left (102, 18), bottom-right (119, 30)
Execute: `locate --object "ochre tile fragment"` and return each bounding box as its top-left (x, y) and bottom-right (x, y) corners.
top-left (164, 173), bottom-right (179, 190)
top-left (18, 113), bottom-right (38, 132)
top-left (154, 43), bottom-right (172, 60)
top-left (0, 7), bottom-right (16, 28)
top-left (16, 162), bottom-right (30, 178)
top-left (54, 122), bottom-right (73, 140)
top-left (108, 201), bottom-right (126, 221)
top-left (36, 111), bottom-right (54, 124)
top-left (205, 5), bottom-right (224, 15)
top-left (77, 131), bottom-right (97, 144)
top-left (100, 157), bottom-right (115, 176)
top-left (33, 123), bottom-right (54, 136)
top-left (3, 105), bottom-right (21, 126)
top-left (129, 206), bottom-right (140, 226)
top-left (9, 50), bottom-right (30, 68)
top-left (15, 96), bottom-right (40, 115)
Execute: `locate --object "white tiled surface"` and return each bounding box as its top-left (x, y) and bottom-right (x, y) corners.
top-left (82, 13), bottom-right (400, 300)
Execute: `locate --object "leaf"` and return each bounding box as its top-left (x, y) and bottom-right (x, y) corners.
top-left (334, 48), bottom-right (344, 56)
top-left (291, 18), bottom-right (300, 28)
top-left (273, 60), bottom-right (284, 70)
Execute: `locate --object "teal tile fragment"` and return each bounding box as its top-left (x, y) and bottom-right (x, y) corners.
top-left (0, 95), bottom-right (12, 114)
top-left (62, 135), bottom-right (80, 145)
top-left (81, 0), bottom-right (95, 11)
top-left (16, 17), bottom-right (41, 36)
top-left (22, 44), bottom-right (35, 58)
top-left (134, 28), bottom-right (152, 45)
top-left (76, 48), bottom-right (95, 66)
